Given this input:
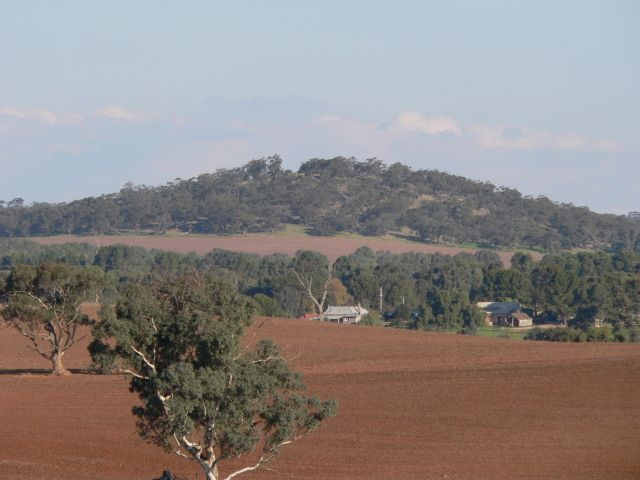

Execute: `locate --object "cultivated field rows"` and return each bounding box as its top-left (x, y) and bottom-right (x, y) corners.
top-left (32, 234), bottom-right (542, 265)
top-left (1, 318), bottom-right (639, 479)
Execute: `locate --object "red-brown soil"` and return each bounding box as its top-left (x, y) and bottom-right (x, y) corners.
top-left (0, 319), bottom-right (638, 480)
top-left (32, 234), bottom-right (541, 265)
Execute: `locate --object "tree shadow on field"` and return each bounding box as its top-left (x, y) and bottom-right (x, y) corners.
top-left (0, 367), bottom-right (94, 376)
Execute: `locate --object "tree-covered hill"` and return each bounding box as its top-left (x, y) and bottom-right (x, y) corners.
top-left (1, 156), bottom-right (638, 251)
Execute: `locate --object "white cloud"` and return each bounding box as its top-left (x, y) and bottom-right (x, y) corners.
top-left (314, 115), bottom-right (393, 157)
top-left (0, 107), bottom-right (83, 129)
top-left (0, 106), bottom-right (58, 124)
top-left (313, 111), bottom-right (623, 165)
top-left (318, 110), bottom-right (620, 153)
top-left (315, 112), bottom-right (459, 152)
top-left (95, 105), bottom-right (160, 122)
top-left (466, 124), bottom-right (622, 152)
top-left (389, 111), bottom-right (461, 135)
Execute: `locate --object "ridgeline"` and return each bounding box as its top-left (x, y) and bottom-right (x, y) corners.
top-left (1, 156), bottom-right (638, 251)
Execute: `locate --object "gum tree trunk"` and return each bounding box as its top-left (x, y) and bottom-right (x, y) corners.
top-left (51, 351), bottom-right (70, 376)
top-left (205, 464), bottom-right (218, 480)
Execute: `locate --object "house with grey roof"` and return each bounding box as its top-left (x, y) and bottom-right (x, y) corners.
top-left (322, 305), bottom-right (369, 324)
top-left (476, 301), bottom-right (532, 327)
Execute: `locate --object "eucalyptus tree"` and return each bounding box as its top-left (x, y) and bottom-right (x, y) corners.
top-left (1, 263), bottom-right (107, 375)
top-left (290, 250), bottom-right (332, 317)
top-left (90, 271), bottom-right (336, 480)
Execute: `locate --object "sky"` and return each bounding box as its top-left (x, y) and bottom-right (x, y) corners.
top-left (0, 0), bottom-right (638, 214)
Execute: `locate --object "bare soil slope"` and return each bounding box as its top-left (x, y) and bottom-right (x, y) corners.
top-left (1, 319), bottom-right (638, 480)
top-left (32, 234), bottom-right (541, 265)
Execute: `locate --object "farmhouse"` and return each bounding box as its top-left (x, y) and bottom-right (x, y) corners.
top-left (476, 301), bottom-right (533, 327)
top-left (323, 305), bottom-right (369, 324)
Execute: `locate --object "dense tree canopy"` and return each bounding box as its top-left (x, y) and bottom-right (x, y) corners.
top-left (2, 156), bottom-right (639, 251)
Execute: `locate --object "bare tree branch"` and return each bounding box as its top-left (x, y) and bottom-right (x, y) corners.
top-left (130, 345), bottom-right (157, 374)
top-left (222, 436), bottom-right (302, 480)
top-left (291, 269), bottom-right (332, 318)
top-left (243, 318), bottom-right (270, 350)
top-left (222, 455), bottom-right (267, 480)
top-left (117, 368), bottom-right (149, 380)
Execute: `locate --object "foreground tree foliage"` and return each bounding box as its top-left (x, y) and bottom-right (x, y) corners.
top-left (1, 263), bottom-right (107, 375)
top-left (90, 271), bottom-right (337, 480)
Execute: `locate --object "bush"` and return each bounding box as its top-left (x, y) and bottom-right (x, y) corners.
top-left (457, 326), bottom-right (478, 336)
top-left (360, 310), bottom-right (384, 326)
top-left (525, 325), bottom-right (639, 343)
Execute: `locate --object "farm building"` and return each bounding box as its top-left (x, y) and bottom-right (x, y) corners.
top-left (476, 301), bottom-right (533, 327)
top-left (323, 305), bottom-right (369, 324)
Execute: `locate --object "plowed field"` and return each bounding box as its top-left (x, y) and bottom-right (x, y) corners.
top-left (32, 234), bottom-right (541, 265)
top-left (1, 319), bottom-right (638, 480)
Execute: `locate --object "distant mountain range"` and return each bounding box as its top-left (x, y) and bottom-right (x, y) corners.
top-left (1, 156), bottom-right (638, 251)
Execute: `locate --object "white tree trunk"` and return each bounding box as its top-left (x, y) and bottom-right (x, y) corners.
top-left (51, 351), bottom-right (70, 376)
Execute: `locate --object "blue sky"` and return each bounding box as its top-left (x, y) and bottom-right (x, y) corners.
top-left (0, 1), bottom-right (638, 213)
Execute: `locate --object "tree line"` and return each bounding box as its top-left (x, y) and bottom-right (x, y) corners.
top-left (2, 238), bottom-right (639, 342)
top-left (2, 156), bottom-right (639, 251)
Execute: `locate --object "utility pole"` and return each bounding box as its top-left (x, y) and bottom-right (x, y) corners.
top-left (379, 286), bottom-right (383, 312)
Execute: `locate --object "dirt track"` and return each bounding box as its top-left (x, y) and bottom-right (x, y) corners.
top-left (1, 319), bottom-right (638, 480)
top-left (32, 234), bottom-right (540, 265)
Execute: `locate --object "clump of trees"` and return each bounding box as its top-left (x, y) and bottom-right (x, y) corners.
top-left (332, 247), bottom-right (640, 338)
top-left (2, 156), bottom-right (639, 251)
top-left (90, 271), bottom-right (336, 480)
